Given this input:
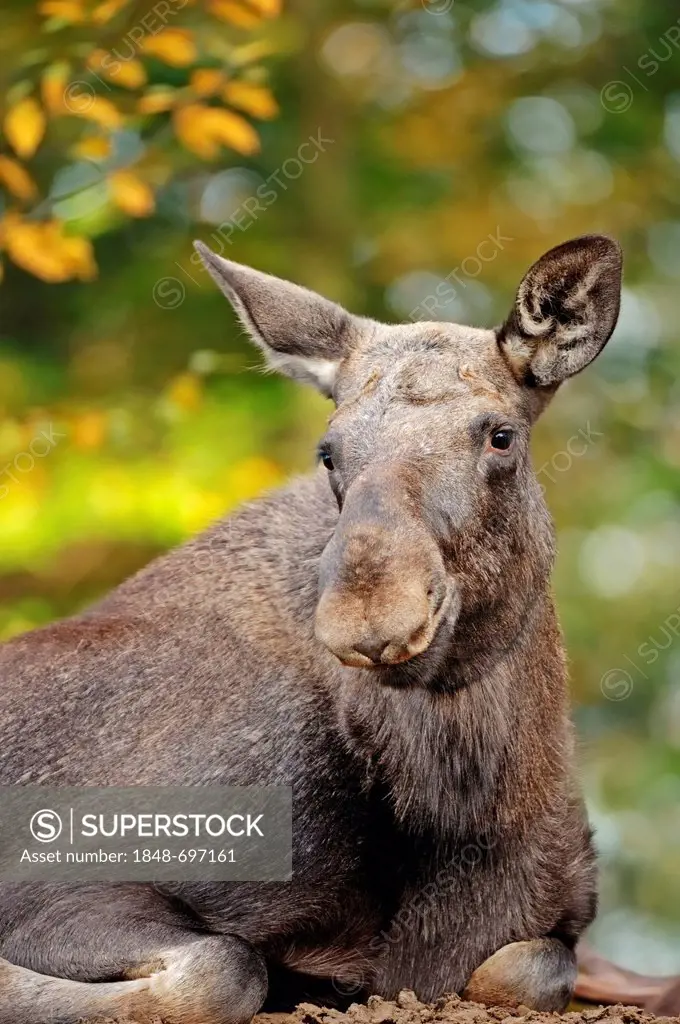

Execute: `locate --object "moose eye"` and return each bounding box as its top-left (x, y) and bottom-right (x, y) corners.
top-left (318, 448), bottom-right (334, 472)
top-left (490, 428), bottom-right (514, 452)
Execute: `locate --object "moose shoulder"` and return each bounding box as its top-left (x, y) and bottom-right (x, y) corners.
top-left (0, 236), bottom-right (623, 1024)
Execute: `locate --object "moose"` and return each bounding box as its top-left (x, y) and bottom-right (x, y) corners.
top-left (0, 235), bottom-right (624, 1024)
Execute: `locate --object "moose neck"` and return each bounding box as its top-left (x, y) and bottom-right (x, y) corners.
top-left (279, 467), bottom-right (565, 839)
top-left (327, 512), bottom-right (563, 842)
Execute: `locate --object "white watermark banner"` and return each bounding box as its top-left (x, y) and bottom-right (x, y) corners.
top-left (0, 786), bottom-right (291, 882)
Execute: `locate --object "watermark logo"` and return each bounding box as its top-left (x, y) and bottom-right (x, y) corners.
top-left (600, 80), bottom-right (634, 115)
top-left (600, 604), bottom-right (680, 701)
top-left (30, 809), bottom-right (63, 843)
top-left (421, 0), bottom-right (455, 13)
top-left (154, 128), bottom-right (336, 308)
top-left (600, 18), bottom-right (680, 114)
top-left (409, 228), bottom-right (513, 322)
top-left (536, 422), bottom-right (603, 493)
top-left (64, 81), bottom-right (97, 115)
top-left (330, 832), bottom-right (496, 998)
top-left (0, 786), bottom-right (291, 882)
top-left (153, 277), bottom-right (186, 310)
top-left (0, 424), bottom-right (66, 500)
top-left (195, 129), bottom-right (334, 251)
top-left (600, 668), bottom-right (634, 702)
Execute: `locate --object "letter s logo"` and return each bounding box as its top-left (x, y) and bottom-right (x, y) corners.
top-left (30, 809), bottom-right (63, 843)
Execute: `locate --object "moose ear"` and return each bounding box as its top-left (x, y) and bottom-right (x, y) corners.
top-left (193, 241), bottom-right (358, 397)
top-left (497, 235), bottom-right (623, 388)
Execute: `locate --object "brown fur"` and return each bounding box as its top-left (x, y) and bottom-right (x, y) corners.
top-left (0, 236), bottom-right (623, 1023)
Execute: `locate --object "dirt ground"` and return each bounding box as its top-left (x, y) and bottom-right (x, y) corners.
top-left (254, 990), bottom-right (679, 1024)
top-left (86, 990), bottom-right (680, 1024)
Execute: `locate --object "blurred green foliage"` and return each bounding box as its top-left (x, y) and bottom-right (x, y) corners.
top-left (1, 0), bottom-right (679, 973)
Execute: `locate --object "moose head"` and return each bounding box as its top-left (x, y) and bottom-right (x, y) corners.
top-left (195, 236), bottom-right (622, 677)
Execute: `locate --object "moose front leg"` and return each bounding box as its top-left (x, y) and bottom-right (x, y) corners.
top-left (463, 938), bottom-right (576, 1012)
top-left (369, 847), bottom-right (585, 1013)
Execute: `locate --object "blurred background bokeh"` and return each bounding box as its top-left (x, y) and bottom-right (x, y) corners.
top-left (1, 0), bottom-right (679, 975)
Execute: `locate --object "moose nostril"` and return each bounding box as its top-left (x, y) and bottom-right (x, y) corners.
top-left (427, 577), bottom-right (447, 617)
top-left (353, 639), bottom-right (389, 664)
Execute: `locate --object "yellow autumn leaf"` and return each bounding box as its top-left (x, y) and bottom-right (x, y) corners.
top-left (0, 157), bottom-right (38, 202)
top-left (143, 29), bottom-right (197, 67)
top-left (88, 50), bottom-right (147, 89)
top-left (114, 58), bottom-right (147, 89)
top-left (138, 88), bottom-right (177, 114)
top-left (0, 259), bottom-right (4, 285)
top-left (174, 105), bottom-right (219, 159)
top-left (38, 0), bottom-right (86, 21)
top-left (4, 98), bottom-right (46, 160)
top-left (71, 135), bottom-right (111, 160)
top-left (56, 231), bottom-right (97, 280)
top-left (190, 69), bottom-right (225, 97)
top-left (68, 95), bottom-right (122, 129)
top-left (246, 0), bottom-right (281, 14)
top-left (91, 0), bottom-right (129, 22)
top-left (108, 170), bottom-right (155, 217)
top-left (3, 214), bottom-right (97, 283)
top-left (223, 81), bottom-right (278, 119)
top-left (208, 0), bottom-right (261, 27)
top-left (41, 62), bottom-right (71, 114)
top-left (174, 104), bottom-right (260, 159)
top-left (208, 108), bottom-right (260, 155)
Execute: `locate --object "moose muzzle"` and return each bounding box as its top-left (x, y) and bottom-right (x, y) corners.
top-left (315, 470), bottom-right (451, 667)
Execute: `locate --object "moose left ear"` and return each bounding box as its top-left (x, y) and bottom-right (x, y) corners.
top-left (497, 235), bottom-right (623, 387)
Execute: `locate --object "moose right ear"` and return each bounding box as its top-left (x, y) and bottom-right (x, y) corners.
top-left (193, 241), bottom-right (360, 398)
top-left (498, 235), bottom-right (623, 388)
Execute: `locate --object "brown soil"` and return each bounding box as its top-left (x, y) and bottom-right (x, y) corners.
top-left (82, 991), bottom-right (680, 1024)
top-left (255, 991), bottom-right (679, 1024)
